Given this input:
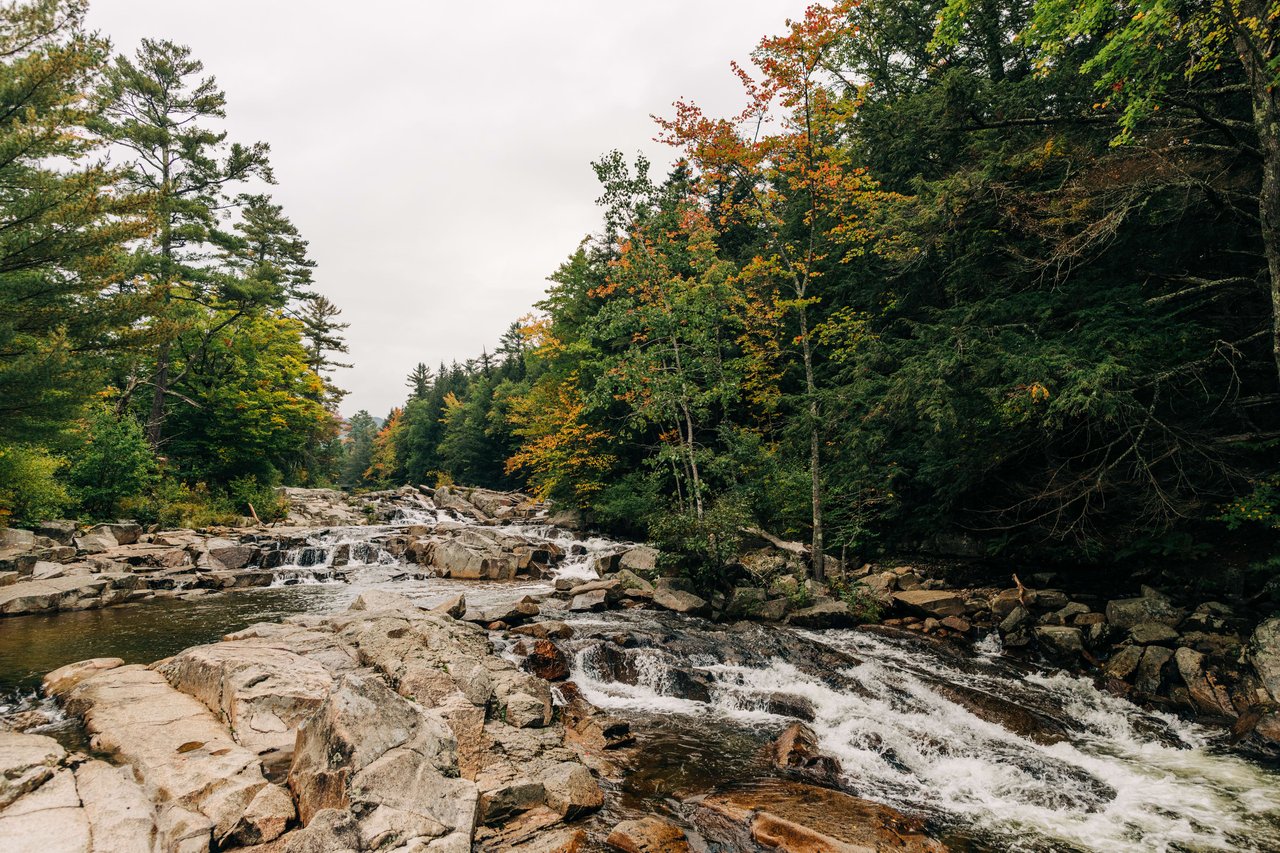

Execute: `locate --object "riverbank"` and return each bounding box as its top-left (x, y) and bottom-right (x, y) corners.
top-left (2, 485), bottom-right (1280, 851)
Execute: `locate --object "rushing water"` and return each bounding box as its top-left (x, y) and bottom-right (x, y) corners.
top-left (2, 515), bottom-right (1279, 852)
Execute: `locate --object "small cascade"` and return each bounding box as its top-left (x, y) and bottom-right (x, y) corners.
top-left (562, 614), bottom-right (1280, 852)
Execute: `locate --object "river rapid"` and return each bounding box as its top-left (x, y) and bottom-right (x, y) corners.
top-left (2, 512), bottom-right (1279, 852)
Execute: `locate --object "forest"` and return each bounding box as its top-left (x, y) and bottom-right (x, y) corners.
top-left (3, 0), bottom-right (1279, 590)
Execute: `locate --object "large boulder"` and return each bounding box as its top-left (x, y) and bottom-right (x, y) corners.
top-left (1105, 592), bottom-right (1184, 630)
top-left (287, 671), bottom-right (477, 845)
top-left (56, 664), bottom-right (284, 849)
top-left (606, 816), bottom-right (691, 852)
top-left (786, 600), bottom-right (856, 629)
top-left (893, 589), bottom-right (965, 618)
top-left (692, 779), bottom-right (946, 852)
top-left (1249, 616), bottom-right (1280, 702)
top-left (158, 641), bottom-right (334, 755)
top-left (652, 586), bottom-right (710, 617)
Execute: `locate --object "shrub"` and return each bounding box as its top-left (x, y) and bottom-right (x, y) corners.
top-left (0, 444), bottom-right (70, 526)
top-left (67, 409), bottom-right (158, 519)
top-left (227, 475), bottom-right (287, 522)
top-left (649, 495), bottom-right (748, 596)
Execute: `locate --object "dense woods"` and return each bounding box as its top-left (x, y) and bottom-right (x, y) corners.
top-left (0, 0), bottom-right (348, 527)
top-left (354, 0), bottom-right (1279, 587)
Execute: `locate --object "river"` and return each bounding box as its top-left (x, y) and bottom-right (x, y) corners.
top-left (2, 515), bottom-right (1279, 852)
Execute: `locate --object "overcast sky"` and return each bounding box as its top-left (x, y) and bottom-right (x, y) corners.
top-left (85, 1), bottom-right (809, 417)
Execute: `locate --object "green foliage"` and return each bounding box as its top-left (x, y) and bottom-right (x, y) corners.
top-left (227, 475), bottom-right (287, 523)
top-left (827, 575), bottom-right (884, 624)
top-left (1220, 478), bottom-right (1280, 532)
top-left (649, 497), bottom-right (748, 595)
top-left (120, 479), bottom-right (238, 530)
top-left (0, 444), bottom-right (70, 527)
top-left (67, 409), bottom-right (158, 519)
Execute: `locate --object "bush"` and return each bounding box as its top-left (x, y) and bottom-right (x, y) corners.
top-left (0, 444), bottom-right (70, 526)
top-left (227, 475), bottom-right (287, 522)
top-left (120, 479), bottom-right (239, 529)
top-left (67, 409), bottom-right (158, 519)
top-left (649, 496), bottom-right (748, 596)
top-left (827, 575), bottom-right (884, 623)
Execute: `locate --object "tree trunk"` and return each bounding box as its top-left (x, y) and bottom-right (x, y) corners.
top-left (145, 338), bottom-right (170, 447)
top-left (1236, 13), bottom-right (1280, 386)
top-left (798, 303), bottom-right (824, 580)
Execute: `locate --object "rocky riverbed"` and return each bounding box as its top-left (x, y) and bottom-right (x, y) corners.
top-left (2, 485), bottom-right (1280, 851)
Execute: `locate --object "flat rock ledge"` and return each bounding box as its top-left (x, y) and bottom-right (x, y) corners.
top-left (2, 590), bottom-right (610, 852)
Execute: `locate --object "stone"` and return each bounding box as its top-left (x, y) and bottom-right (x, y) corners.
top-left (1135, 646), bottom-right (1174, 694)
top-left (755, 598), bottom-right (790, 622)
top-left (1105, 595), bottom-right (1184, 631)
top-left (0, 763), bottom-right (89, 853)
top-left (539, 761), bottom-right (603, 818)
top-left (990, 588), bottom-right (1025, 617)
top-left (1249, 616), bottom-right (1280, 702)
top-left (1173, 647), bottom-right (1235, 718)
top-left (569, 589), bottom-right (609, 612)
top-left (771, 722), bottom-right (842, 788)
top-left (288, 671), bottom-right (476, 841)
top-left (41, 657), bottom-right (124, 696)
top-left (431, 594), bottom-right (467, 619)
top-left (60, 664), bottom-right (270, 848)
top-left (786, 600), bottom-right (856, 629)
top-left (1129, 622), bottom-right (1180, 645)
top-left (1104, 645), bottom-right (1144, 681)
top-left (606, 816), bottom-right (691, 852)
top-left (725, 586), bottom-right (767, 617)
top-left (693, 779), bottom-right (945, 853)
top-left (892, 589), bottom-right (965, 618)
top-left (75, 759), bottom-right (161, 852)
top-left (74, 531), bottom-right (118, 554)
top-left (940, 615), bottom-right (971, 634)
top-left (523, 640), bottom-right (570, 682)
top-left (34, 521), bottom-right (77, 546)
top-left (615, 568), bottom-right (655, 595)
top-left (510, 621), bottom-right (573, 640)
top-left (652, 586), bottom-right (710, 616)
top-left (0, 731), bottom-right (65, 809)
top-left (158, 641), bottom-right (334, 755)
top-left (999, 605), bottom-right (1032, 634)
top-left (234, 782), bottom-right (296, 845)
top-left (1034, 626), bottom-right (1083, 659)
top-left (617, 546), bottom-right (658, 574)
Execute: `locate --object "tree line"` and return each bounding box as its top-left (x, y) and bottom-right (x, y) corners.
top-left (0, 0), bottom-right (349, 527)
top-left (353, 0), bottom-right (1278, 587)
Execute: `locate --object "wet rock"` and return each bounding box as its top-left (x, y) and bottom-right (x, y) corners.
top-left (941, 615), bottom-right (971, 634)
top-left (1248, 616), bottom-right (1280, 702)
top-left (893, 589), bottom-right (965, 618)
top-left (692, 779), bottom-right (945, 853)
top-left (652, 586), bottom-right (710, 616)
top-left (771, 722), bottom-right (842, 788)
top-left (523, 640), bottom-right (570, 682)
top-left (1033, 590), bottom-right (1070, 610)
top-left (570, 589), bottom-right (609, 612)
top-left (1034, 626), bottom-right (1083, 659)
top-left (539, 761), bottom-right (603, 818)
top-left (932, 682), bottom-right (1068, 745)
top-left (755, 598), bottom-right (790, 622)
top-left (1134, 646), bottom-right (1174, 695)
top-left (1129, 622), bottom-right (1180, 646)
top-left (606, 816), bottom-right (691, 852)
top-left (786, 600), bottom-right (856, 628)
top-left (1104, 645), bottom-right (1144, 681)
top-left (1173, 648), bottom-right (1236, 718)
top-left (990, 588), bottom-right (1024, 617)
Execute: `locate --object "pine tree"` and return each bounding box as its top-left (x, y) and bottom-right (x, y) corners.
top-left (97, 38), bottom-right (274, 446)
top-left (406, 362), bottom-right (433, 399)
